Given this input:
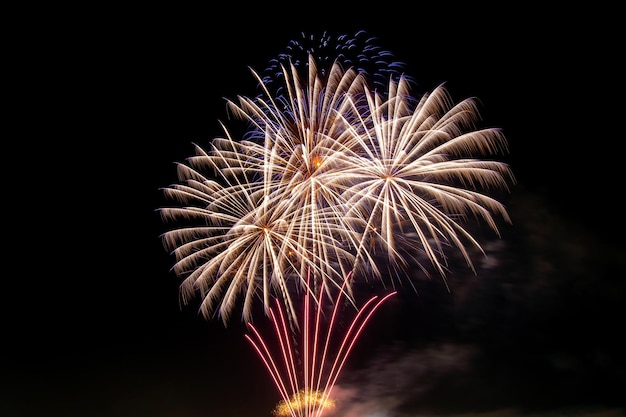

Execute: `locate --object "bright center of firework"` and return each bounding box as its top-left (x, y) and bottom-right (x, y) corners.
top-left (272, 389), bottom-right (335, 417)
top-left (311, 156), bottom-right (323, 169)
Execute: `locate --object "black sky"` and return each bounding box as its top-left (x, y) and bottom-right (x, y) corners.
top-left (4, 6), bottom-right (624, 417)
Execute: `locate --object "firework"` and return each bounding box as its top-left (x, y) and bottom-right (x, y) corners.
top-left (159, 52), bottom-right (513, 323)
top-left (262, 30), bottom-right (413, 99)
top-left (246, 271), bottom-right (396, 417)
top-left (339, 75), bottom-right (515, 287)
top-left (159, 56), bottom-right (371, 324)
top-left (272, 389), bottom-right (335, 417)
top-left (159, 31), bottom-right (514, 417)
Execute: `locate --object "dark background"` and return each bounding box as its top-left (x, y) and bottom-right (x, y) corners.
top-left (4, 5), bottom-right (623, 417)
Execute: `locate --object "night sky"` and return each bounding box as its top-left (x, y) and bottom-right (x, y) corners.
top-left (4, 6), bottom-right (624, 417)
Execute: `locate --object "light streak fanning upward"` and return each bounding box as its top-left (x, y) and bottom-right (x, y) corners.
top-left (246, 271), bottom-right (396, 417)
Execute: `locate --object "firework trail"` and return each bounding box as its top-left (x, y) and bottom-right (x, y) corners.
top-left (246, 271), bottom-right (397, 417)
top-left (158, 30), bottom-right (514, 416)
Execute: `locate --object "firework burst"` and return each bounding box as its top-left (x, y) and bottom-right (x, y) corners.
top-left (160, 56), bottom-right (372, 324)
top-left (262, 29), bottom-right (413, 99)
top-left (339, 75), bottom-right (514, 287)
top-left (159, 31), bottom-right (514, 417)
top-left (159, 53), bottom-right (513, 323)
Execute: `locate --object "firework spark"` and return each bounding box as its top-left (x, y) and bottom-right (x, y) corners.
top-left (246, 271), bottom-right (396, 417)
top-left (262, 29), bottom-right (413, 99)
top-left (272, 389), bottom-right (335, 417)
top-left (159, 56), bottom-right (371, 324)
top-left (339, 75), bottom-right (514, 286)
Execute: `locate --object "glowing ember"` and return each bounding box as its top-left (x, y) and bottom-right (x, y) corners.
top-left (246, 271), bottom-right (396, 417)
top-left (272, 389), bottom-right (335, 417)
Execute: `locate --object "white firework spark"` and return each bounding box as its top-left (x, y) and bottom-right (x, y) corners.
top-left (339, 76), bottom-right (514, 288)
top-left (160, 56), bottom-right (370, 324)
top-left (159, 52), bottom-right (513, 325)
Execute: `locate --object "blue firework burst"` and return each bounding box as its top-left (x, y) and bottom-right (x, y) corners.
top-left (262, 30), bottom-right (413, 97)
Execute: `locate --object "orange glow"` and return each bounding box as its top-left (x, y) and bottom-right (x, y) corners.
top-left (311, 156), bottom-right (323, 169)
top-left (272, 389), bottom-right (335, 417)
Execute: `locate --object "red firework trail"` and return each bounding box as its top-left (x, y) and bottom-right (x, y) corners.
top-left (245, 271), bottom-right (396, 417)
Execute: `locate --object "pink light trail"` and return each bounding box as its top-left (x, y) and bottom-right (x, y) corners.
top-left (245, 271), bottom-right (397, 417)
